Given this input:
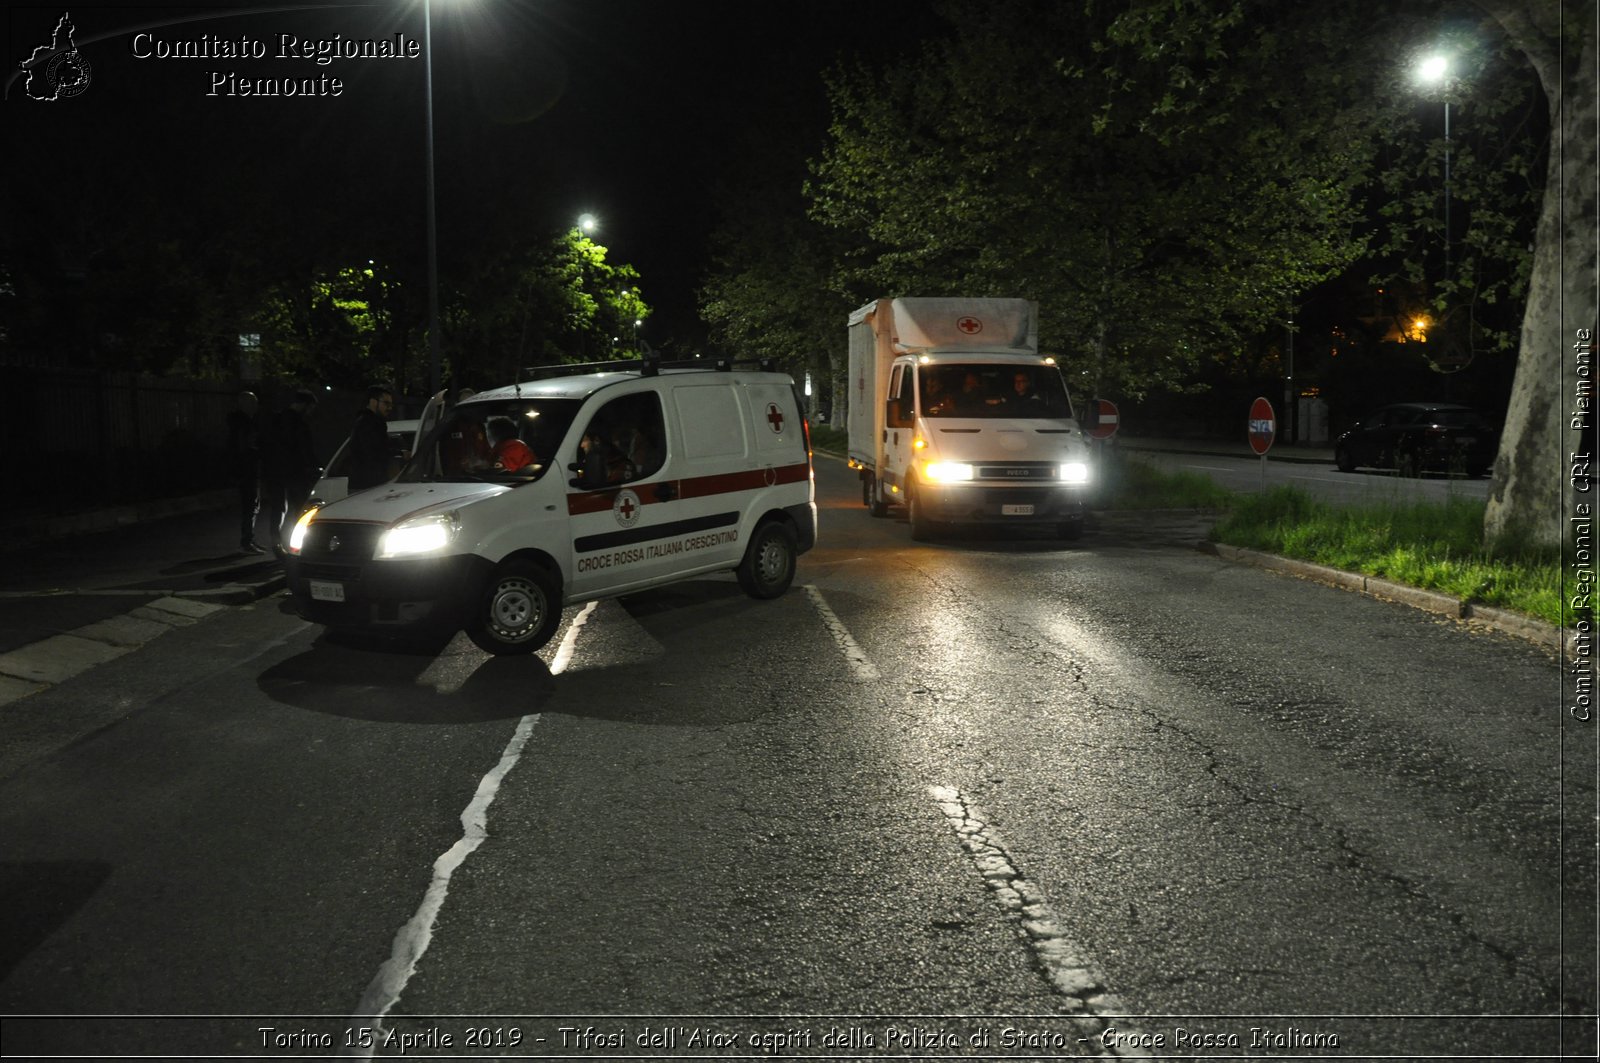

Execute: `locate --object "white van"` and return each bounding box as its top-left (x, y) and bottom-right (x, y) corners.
top-left (306, 418), bottom-right (420, 509)
top-left (283, 360), bottom-right (816, 654)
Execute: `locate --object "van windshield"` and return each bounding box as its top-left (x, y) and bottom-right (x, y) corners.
top-left (398, 399), bottom-right (582, 484)
top-left (919, 364), bottom-right (1073, 419)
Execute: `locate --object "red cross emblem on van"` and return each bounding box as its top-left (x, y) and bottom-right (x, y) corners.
top-left (612, 488), bottom-right (641, 528)
top-left (766, 403), bottom-right (784, 433)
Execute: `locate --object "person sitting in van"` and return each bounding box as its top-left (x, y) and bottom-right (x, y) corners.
top-left (442, 415), bottom-right (493, 477)
top-left (487, 416), bottom-right (537, 473)
top-left (610, 422), bottom-right (659, 480)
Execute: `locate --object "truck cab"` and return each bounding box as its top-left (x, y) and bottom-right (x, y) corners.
top-left (848, 298), bottom-right (1092, 541)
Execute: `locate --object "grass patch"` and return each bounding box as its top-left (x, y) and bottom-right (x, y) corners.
top-left (1105, 456), bottom-right (1234, 510)
top-left (1210, 486), bottom-right (1561, 626)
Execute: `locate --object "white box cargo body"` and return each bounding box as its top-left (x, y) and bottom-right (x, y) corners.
top-left (846, 297), bottom-right (1092, 541)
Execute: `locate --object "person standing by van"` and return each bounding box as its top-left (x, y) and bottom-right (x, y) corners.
top-left (227, 390), bottom-right (263, 553)
top-left (261, 389), bottom-right (319, 544)
top-left (348, 384), bottom-right (395, 493)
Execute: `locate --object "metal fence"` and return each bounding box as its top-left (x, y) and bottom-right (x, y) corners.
top-left (2, 368), bottom-right (368, 514)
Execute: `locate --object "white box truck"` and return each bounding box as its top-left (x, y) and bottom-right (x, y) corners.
top-left (847, 297), bottom-right (1092, 541)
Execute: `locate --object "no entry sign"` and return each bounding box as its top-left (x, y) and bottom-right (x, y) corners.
top-left (1087, 398), bottom-right (1119, 440)
top-left (1248, 396), bottom-right (1276, 455)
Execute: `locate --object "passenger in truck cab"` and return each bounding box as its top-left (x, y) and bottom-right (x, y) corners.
top-left (1009, 370), bottom-right (1044, 407)
top-left (921, 372), bottom-right (954, 416)
top-left (956, 371), bottom-right (990, 415)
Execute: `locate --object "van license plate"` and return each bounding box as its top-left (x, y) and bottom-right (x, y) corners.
top-left (1002, 504), bottom-right (1035, 516)
top-left (310, 580), bottom-right (346, 603)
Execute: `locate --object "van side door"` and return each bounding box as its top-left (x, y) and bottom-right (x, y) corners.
top-left (565, 390), bottom-right (680, 598)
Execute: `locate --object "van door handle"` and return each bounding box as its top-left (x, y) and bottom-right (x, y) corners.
top-left (656, 482), bottom-right (677, 502)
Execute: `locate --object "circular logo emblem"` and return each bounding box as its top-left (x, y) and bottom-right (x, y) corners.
top-left (612, 488), bottom-right (641, 529)
top-left (46, 50), bottom-right (92, 99)
top-left (957, 316), bottom-right (983, 335)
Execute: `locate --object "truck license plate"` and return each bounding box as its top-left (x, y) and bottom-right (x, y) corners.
top-left (310, 580), bottom-right (346, 602)
top-left (1002, 504), bottom-right (1035, 516)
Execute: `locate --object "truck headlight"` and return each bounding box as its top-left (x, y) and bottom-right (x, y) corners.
top-left (922, 461), bottom-right (974, 483)
top-left (287, 506), bottom-right (318, 554)
top-left (376, 512), bottom-right (460, 558)
top-left (1059, 462), bottom-right (1092, 484)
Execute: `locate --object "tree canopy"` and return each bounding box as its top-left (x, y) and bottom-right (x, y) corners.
top-left (803, 0), bottom-right (1389, 402)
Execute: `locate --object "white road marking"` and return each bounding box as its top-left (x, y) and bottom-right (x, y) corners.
top-left (929, 785), bottom-right (1148, 1057)
top-left (804, 584), bottom-right (880, 681)
top-left (345, 601), bottom-right (599, 1056)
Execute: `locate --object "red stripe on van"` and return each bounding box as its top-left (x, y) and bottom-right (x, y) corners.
top-left (565, 462), bottom-right (810, 516)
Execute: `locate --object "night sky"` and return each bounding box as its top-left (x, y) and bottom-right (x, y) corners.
top-left (5, 0), bottom-right (938, 356)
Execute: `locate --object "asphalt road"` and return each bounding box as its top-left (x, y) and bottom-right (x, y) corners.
top-left (0, 457), bottom-right (1590, 1061)
top-left (1124, 447), bottom-right (1492, 507)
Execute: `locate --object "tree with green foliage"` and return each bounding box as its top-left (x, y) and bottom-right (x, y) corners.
top-left (1368, 23), bottom-right (1545, 374)
top-left (253, 261), bottom-right (413, 390)
top-left (700, 105), bottom-right (853, 421)
top-left (806, 0), bottom-right (1385, 409)
top-left (495, 229), bottom-right (651, 374)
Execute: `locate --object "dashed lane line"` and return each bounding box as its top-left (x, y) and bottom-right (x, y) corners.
top-left (929, 784), bottom-right (1147, 1058)
top-left (804, 584), bottom-right (880, 681)
top-left (344, 601), bottom-right (599, 1058)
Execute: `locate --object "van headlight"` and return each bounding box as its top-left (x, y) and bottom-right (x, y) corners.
top-left (376, 512), bottom-right (460, 558)
top-left (287, 506), bottom-right (318, 554)
top-left (1059, 462), bottom-right (1092, 484)
top-left (922, 461), bottom-right (974, 483)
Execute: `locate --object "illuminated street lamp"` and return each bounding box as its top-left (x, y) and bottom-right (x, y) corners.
top-left (578, 213), bottom-right (598, 235)
top-left (1416, 54), bottom-right (1453, 287)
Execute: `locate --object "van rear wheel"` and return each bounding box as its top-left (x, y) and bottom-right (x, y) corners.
top-left (468, 560), bottom-right (561, 655)
top-left (736, 521), bottom-right (797, 599)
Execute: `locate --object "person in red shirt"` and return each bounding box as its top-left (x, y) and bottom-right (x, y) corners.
top-left (487, 416), bottom-right (537, 472)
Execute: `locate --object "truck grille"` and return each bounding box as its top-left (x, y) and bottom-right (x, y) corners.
top-left (976, 463), bottom-right (1058, 480)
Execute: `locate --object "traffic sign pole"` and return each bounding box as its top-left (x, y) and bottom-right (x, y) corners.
top-left (1248, 397), bottom-right (1276, 493)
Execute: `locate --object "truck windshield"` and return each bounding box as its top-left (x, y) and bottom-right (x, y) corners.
top-left (919, 364), bottom-right (1073, 419)
top-left (398, 398), bottom-right (582, 483)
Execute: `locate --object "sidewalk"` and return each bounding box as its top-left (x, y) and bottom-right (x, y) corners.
top-left (1113, 435), bottom-right (1336, 465)
top-left (0, 493), bottom-right (287, 605)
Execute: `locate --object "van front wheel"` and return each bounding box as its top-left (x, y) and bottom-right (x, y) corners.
top-left (736, 521), bottom-right (797, 600)
top-left (468, 560), bottom-right (562, 655)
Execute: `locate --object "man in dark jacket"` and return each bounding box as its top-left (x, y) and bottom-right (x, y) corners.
top-left (347, 384), bottom-right (395, 493)
top-left (260, 389), bottom-right (319, 545)
top-left (226, 390), bottom-right (263, 552)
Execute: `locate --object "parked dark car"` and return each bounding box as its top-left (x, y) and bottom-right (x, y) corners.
top-left (1334, 402), bottom-right (1497, 477)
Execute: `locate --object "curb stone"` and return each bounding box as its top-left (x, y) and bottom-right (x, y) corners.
top-left (0, 490), bottom-right (234, 551)
top-left (1198, 540), bottom-right (1565, 655)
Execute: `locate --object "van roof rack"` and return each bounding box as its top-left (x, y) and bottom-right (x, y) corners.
top-left (517, 353), bottom-right (778, 381)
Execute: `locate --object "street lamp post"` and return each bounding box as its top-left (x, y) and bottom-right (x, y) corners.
top-left (1417, 55), bottom-right (1452, 290)
top-left (424, 0), bottom-right (441, 397)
